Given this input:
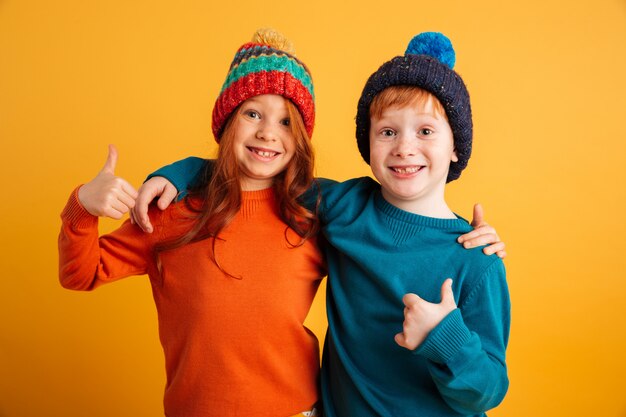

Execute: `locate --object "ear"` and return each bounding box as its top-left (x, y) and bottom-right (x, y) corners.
top-left (451, 148), bottom-right (459, 163)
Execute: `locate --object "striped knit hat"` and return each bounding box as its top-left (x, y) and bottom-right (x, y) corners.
top-left (212, 28), bottom-right (315, 141)
top-left (355, 32), bottom-right (472, 182)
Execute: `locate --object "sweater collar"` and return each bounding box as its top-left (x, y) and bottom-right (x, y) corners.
top-left (373, 189), bottom-right (471, 231)
top-left (241, 187), bottom-right (275, 201)
top-left (240, 187), bottom-right (276, 218)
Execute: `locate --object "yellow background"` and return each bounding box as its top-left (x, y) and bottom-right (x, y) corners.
top-left (1, 0), bottom-right (625, 416)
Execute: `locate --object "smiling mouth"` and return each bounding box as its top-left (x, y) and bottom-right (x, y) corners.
top-left (248, 147), bottom-right (280, 158)
top-left (390, 166), bottom-right (424, 174)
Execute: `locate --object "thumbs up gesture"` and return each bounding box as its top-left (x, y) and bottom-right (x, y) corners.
top-left (394, 279), bottom-right (457, 351)
top-left (77, 144), bottom-right (138, 219)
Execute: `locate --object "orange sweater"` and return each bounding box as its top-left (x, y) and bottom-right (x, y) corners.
top-left (58, 187), bottom-right (326, 417)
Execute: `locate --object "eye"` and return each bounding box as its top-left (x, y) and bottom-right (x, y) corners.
top-left (280, 118), bottom-right (291, 127)
top-left (244, 110), bottom-right (260, 119)
top-left (380, 128), bottom-right (396, 137)
top-left (419, 128), bottom-right (433, 136)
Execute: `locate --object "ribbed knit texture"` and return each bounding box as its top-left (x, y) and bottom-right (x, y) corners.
top-left (146, 159), bottom-right (511, 417)
top-left (355, 32), bottom-right (472, 182)
top-left (212, 31), bottom-right (315, 141)
top-left (61, 187), bottom-right (98, 229)
top-left (414, 308), bottom-right (473, 363)
top-left (58, 187), bottom-right (325, 417)
top-left (317, 177), bottom-right (510, 417)
top-left (221, 49), bottom-right (314, 96)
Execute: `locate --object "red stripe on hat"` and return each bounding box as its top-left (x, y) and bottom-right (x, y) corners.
top-left (212, 71), bottom-right (315, 141)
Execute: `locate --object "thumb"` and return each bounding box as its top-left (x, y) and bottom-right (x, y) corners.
top-left (440, 279), bottom-right (456, 306)
top-left (101, 144), bottom-right (118, 174)
top-left (471, 203), bottom-right (484, 228)
top-left (394, 332), bottom-right (408, 348)
top-left (402, 292), bottom-right (422, 307)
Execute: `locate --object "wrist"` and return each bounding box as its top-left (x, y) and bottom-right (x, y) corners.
top-left (413, 309), bottom-right (472, 363)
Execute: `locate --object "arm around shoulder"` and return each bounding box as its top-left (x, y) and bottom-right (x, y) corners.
top-left (146, 156), bottom-right (209, 195)
top-left (132, 157), bottom-right (211, 232)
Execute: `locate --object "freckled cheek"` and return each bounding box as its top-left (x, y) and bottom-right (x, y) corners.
top-left (369, 155), bottom-right (386, 173)
top-left (369, 143), bottom-right (389, 162)
top-left (369, 158), bottom-right (388, 182)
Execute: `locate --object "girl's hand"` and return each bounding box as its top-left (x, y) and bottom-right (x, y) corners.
top-left (458, 204), bottom-right (507, 258)
top-left (78, 144), bottom-right (138, 219)
top-left (394, 279), bottom-right (457, 350)
top-left (129, 176), bottom-right (177, 233)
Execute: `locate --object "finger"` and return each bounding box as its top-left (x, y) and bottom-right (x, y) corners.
top-left (462, 233), bottom-right (500, 249)
top-left (157, 184), bottom-right (178, 210)
top-left (402, 293), bottom-right (421, 307)
top-left (133, 199), bottom-right (153, 232)
top-left (104, 176), bottom-right (135, 201)
top-left (107, 197), bottom-right (133, 216)
top-left (129, 208), bottom-right (136, 225)
top-left (457, 226), bottom-right (495, 243)
top-left (470, 203), bottom-right (484, 228)
top-left (134, 184), bottom-right (157, 213)
top-left (470, 224), bottom-right (498, 236)
top-left (394, 332), bottom-right (409, 349)
top-left (121, 180), bottom-right (139, 200)
top-left (132, 209), bottom-right (153, 233)
top-left (137, 213), bottom-right (153, 233)
top-left (134, 186), bottom-right (159, 233)
top-left (496, 249), bottom-right (507, 259)
top-left (101, 144), bottom-right (118, 174)
top-left (101, 205), bottom-right (125, 220)
top-left (98, 189), bottom-right (133, 216)
top-left (116, 187), bottom-right (138, 210)
top-left (138, 215), bottom-right (153, 233)
top-left (483, 241), bottom-right (506, 256)
top-left (440, 278), bottom-right (456, 306)
top-left (104, 178), bottom-right (137, 210)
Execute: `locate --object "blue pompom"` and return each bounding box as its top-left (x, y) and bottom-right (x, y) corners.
top-left (405, 32), bottom-right (455, 69)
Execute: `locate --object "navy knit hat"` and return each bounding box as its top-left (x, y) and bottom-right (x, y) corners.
top-left (355, 32), bottom-right (472, 182)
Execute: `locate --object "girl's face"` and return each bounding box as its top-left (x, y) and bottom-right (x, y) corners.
top-left (231, 94), bottom-right (296, 191)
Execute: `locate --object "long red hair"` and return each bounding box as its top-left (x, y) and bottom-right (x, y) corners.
top-left (154, 97), bottom-right (319, 277)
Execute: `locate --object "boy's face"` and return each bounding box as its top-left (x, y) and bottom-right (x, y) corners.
top-left (369, 101), bottom-right (458, 214)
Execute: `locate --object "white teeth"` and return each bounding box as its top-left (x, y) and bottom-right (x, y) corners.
top-left (252, 149), bottom-right (278, 158)
top-left (392, 166), bottom-right (421, 174)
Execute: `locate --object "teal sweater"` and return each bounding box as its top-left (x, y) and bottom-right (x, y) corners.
top-left (149, 158), bottom-right (511, 417)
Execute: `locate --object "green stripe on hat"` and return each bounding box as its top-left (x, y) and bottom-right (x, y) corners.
top-left (220, 54), bottom-right (314, 99)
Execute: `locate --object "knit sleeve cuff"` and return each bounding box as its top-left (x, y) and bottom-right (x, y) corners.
top-left (60, 186), bottom-right (98, 229)
top-left (414, 308), bottom-right (472, 364)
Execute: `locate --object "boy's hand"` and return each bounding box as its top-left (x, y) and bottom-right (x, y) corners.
top-left (77, 145), bottom-right (138, 219)
top-left (457, 203), bottom-right (507, 258)
top-left (129, 176), bottom-right (177, 233)
top-left (394, 279), bottom-right (457, 351)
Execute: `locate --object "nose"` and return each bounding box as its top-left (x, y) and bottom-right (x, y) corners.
top-left (393, 134), bottom-right (416, 158)
top-left (256, 122), bottom-right (278, 142)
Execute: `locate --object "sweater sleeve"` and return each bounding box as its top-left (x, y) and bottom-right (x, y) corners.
top-left (414, 260), bottom-right (510, 414)
top-left (297, 177), bottom-right (338, 214)
top-left (58, 187), bottom-right (156, 291)
top-left (146, 156), bottom-right (207, 199)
